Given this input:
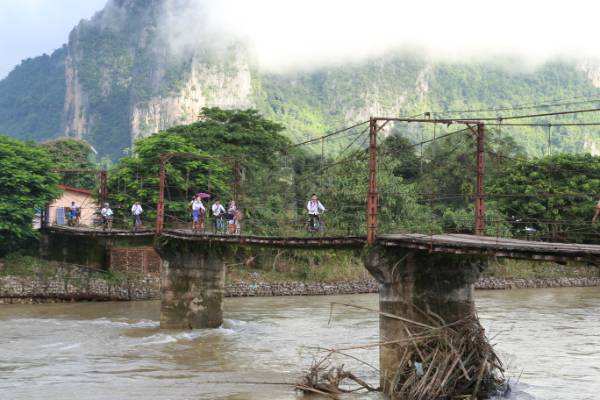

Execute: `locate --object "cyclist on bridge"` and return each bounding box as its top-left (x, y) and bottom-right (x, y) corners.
top-left (100, 203), bottom-right (113, 231)
top-left (307, 194), bottom-right (325, 232)
top-left (211, 199), bottom-right (226, 233)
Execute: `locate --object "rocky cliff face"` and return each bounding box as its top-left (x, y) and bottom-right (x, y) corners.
top-left (130, 54), bottom-right (254, 140)
top-left (54, 0), bottom-right (260, 155)
top-left (63, 53), bottom-right (88, 138)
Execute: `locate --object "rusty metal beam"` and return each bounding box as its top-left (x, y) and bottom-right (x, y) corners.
top-left (367, 117), bottom-right (379, 245)
top-left (155, 155), bottom-right (167, 236)
top-left (99, 170), bottom-right (108, 205)
top-left (373, 117), bottom-right (482, 125)
top-left (474, 123), bottom-right (486, 236)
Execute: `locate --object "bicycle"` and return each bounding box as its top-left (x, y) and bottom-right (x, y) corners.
top-left (102, 216), bottom-right (113, 231)
top-left (307, 213), bottom-right (325, 234)
top-left (132, 214), bottom-right (143, 231)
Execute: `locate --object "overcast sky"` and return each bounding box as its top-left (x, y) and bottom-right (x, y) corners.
top-left (0, 0), bottom-right (107, 78)
top-left (2, 0), bottom-right (600, 79)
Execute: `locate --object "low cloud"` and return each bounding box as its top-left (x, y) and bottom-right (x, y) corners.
top-left (159, 0), bottom-right (600, 71)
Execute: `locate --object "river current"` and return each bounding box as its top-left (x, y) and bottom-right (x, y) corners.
top-left (1, 288), bottom-right (599, 399)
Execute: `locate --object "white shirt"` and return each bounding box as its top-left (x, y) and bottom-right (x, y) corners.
top-left (101, 207), bottom-right (113, 217)
top-left (212, 203), bottom-right (226, 216)
top-left (307, 200), bottom-right (325, 215)
top-left (131, 204), bottom-right (143, 215)
top-left (191, 200), bottom-right (205, 211)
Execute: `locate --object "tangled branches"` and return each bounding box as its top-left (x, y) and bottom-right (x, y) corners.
top-left (296, 354), bottom-right (379, 398)
top-left (387, 316), bottom-right (505, 400)
top-left (298, 302), bottom-right (506, 400)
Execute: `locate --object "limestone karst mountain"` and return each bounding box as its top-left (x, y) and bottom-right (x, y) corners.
top-left (2, 0), bottom-right (600, 158)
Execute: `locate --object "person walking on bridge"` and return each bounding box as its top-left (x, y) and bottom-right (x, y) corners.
top-left (307, 194), bottom-right (325, 232)
top-left (191, 195), bottom-right (206, 231)
top-left (131, 202), bottom-right (143, 231)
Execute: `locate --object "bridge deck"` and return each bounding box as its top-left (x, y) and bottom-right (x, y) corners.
top-left (47, 226), bottom-right (155, 237)
top-left (378, 233), bottom-right (600, 262)
top-left (162, 230), bottom-right (366, 248)
top-left (46, 226), bottom-right (600, 262)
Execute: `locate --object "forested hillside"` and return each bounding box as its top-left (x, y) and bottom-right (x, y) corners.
top-left (0, 48), bottom-right (66, 142)
top-left (1, 0), bottom-right (600, 159)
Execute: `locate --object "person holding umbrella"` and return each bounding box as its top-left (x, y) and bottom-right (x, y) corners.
top-left (190, 194), bottom-right (206, 231)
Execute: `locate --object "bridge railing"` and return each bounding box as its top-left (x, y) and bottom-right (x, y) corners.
top-left (161, 205), bottom-right (368, 237)
top-left (44, 204), bottom-right (155, 231)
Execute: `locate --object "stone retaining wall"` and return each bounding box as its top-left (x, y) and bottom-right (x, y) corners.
top-left (2, 276), bottom-right (600, 303)
top-left (225, 277), bottom-right (600, 297)
top-left (0, 276), bottom-right (160, 304)
top-left (225, 280), bottom-right (380, 297)
top-left (475, 276), bottom-right (600, 290)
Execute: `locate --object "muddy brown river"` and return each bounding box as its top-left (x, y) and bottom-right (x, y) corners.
top-left (1, 288), bottom-right (599, 399)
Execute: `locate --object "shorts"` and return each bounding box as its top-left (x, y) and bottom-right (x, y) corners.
top-left (192, 210), bottom-right (200, 222)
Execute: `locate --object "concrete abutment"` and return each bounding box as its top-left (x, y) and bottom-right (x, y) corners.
top-left (364, 246), bottom-right (486, 392)
top-left (155, 238), bottom-right (229, 329)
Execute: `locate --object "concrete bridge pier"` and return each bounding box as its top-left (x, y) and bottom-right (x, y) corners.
top-left (155, 238), bottom-right (229, 329)
top-left (364, 247), bottom-right (486, 392)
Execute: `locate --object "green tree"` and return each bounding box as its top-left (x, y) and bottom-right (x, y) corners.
top-left (490, 154), bottom-right (600, 242)
top-left (381, 128), bottom-right (422, 181)
top-left (0, 135), bottom-right (59, 255)
top-left (108, 131), bottom-right (228, 228)
top-left (41, 138), bottom-right (97, 188)
top-left (315, 145), bottom-right (438, 236)
top-left (138, 108), bottom-right (299, 234)
top-left (405, 127), bottom-right (521, 234)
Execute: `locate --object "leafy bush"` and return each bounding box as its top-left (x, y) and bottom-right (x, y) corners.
top-left (0, 135), bottom-right (59, 255)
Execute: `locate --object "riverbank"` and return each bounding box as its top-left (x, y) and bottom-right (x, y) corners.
top-left (225, 276), bottom-right (600, 297)
top-left (0, 255), bottom-right (160, 304)
top-left (3, 274), bottom-right (600, 303)
top-left (1, 255), bottom-right (599, 303)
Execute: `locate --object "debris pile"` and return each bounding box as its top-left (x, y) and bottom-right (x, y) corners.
top-left (298, 302), bottom-right (506, 400)
top-left (386, 316), bottom-right (505, 400)
top-left (296, 355), bottom-right (378, 398)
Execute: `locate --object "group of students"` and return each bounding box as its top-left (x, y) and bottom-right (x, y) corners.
top-left (190, 196), bottom-right (240, 234)
top-left (97, 202), bottom-right (142, 231)
top-left (93, 193), bottom-right (325, 233)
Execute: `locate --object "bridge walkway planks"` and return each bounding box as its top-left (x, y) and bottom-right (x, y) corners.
top-left (46, 225), bottom-right (155, 237)
top-left (161, 229), bottom-right (366, 248)
top-left (46, 226), bottom-right (600, 262)
top-left (378, 233), bottom-right (600, 262)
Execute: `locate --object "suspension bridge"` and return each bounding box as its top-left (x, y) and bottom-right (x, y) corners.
top-left (41, 107), bottom-right (600, 391)
top-left (45, 107), bottom-right (600, 247)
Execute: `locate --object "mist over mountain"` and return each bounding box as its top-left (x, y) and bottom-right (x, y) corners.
top-left (2, 0), bottom-right (600, 159)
